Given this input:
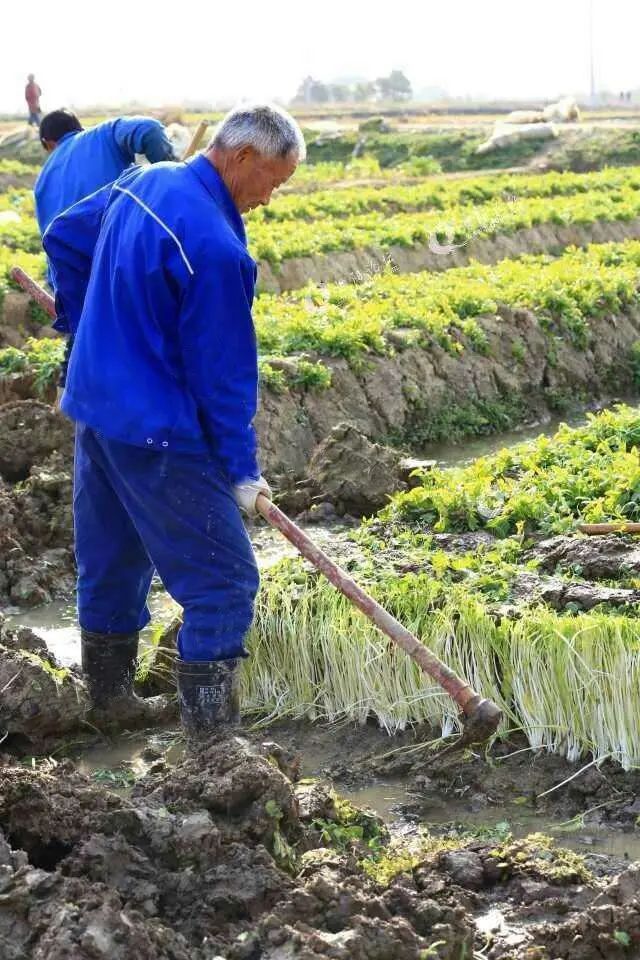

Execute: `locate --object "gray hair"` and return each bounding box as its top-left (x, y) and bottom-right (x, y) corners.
top-left (210, 103), bottom-right (306, 161)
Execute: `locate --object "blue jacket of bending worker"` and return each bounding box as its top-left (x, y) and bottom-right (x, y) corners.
top-left (43, 103), bottom-right (303, 740)
top-left (35, 109), bottom-right (175, 235)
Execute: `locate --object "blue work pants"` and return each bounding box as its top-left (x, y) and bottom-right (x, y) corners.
top-left (73, 424), bottom-right (259, 661)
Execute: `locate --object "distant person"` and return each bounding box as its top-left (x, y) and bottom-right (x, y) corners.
top-left (25, 74), bottom-right (42, 126)
top-left (34, 109), bottom-right (176, 235)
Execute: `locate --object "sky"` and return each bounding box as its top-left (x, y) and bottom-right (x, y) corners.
top-left (1, 0), bottom-right (638, 113)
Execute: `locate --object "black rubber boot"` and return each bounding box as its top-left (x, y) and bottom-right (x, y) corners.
top-left (176, 658), bottom-right (240, 740)
top-left (81, 629), bottom-right (175, 730)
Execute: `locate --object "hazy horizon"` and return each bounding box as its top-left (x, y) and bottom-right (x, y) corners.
top-left (1, 0), bottom-right (638, 114)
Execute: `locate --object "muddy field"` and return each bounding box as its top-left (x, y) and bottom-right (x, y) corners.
top-left (2, 704), bottom-right (640, 960)
top-left (3, 526), bottom-right (640, 960)
top-left (4, 118), bottom-right (640, 958)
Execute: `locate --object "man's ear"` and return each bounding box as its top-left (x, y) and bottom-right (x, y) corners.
top-left (235, 144), bottom-right (257, 165)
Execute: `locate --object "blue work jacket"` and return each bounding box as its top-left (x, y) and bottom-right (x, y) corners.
top-left (43, 155), bottom-right (260, 484)
top-left (34, 117), bottom-right (175, 234)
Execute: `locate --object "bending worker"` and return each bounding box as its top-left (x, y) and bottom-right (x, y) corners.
top-left (43, 104), bottom-right (304, 738)
top-left (34, 109), bottom-right (176, 235)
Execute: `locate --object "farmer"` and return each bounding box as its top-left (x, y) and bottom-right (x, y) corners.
top-left (43, 104), bottom-right (304, 738)
top-left (25, 74), bottom-right (42, 126)
top-left (34, 109), bottom-right (176, 235)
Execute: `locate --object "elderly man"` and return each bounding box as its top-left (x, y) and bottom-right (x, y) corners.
top-left (43, 104), bottom-right (304, 738)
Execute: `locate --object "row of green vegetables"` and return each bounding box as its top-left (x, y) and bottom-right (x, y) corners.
top-left (254, 239), bottom-right (640, 360)
top-left (0, 158), bottom-right (36, 177)
top-left (5, 239), bottom-right (640, 389)
top-left (251, 180), bottom-right (640, 263)
top-left (250, 164), bottom-right (640, 223)
top-left (4, 163), bottom-right (640, 262)
top-left (384, 404), bottom-right (640, 536)
top-left (0, 243), bottom-right (44, 283)
top-left (0, 187), bottom-right (38, 252)
top-left (244, 406), bottom-right (640, 767)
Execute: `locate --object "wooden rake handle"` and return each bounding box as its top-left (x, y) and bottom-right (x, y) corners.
top-left (256, 494), bottom-right (490, 718)
top-left (181, 119), bottom-right (209, 160)
top-left (10, 267), bottom-right (55, 318)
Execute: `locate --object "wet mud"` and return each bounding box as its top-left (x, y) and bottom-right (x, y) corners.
top-left (2, 603), bottom-right (640, 959)
top-left (1, 729), bottom-right (640, 959)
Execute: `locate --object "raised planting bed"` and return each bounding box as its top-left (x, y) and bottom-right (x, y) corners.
top-left (6, 241), bottom-right (640, 479)
top-left (253, 183), bottom-right (640, 289)
top-left (253, 165), bottom-right (640, 223)
top-left (243, 406), bottom-right (640, 769)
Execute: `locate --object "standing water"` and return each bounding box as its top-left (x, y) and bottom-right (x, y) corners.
top-left (2, 523), bottom-right (351, 665)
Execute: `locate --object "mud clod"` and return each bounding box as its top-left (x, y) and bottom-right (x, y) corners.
top-left (439, 849), bottom-right (485, 889)
top-left (512, 570), bottom-right (640, 611)
top-left (0, 450), bottom-right (74, 607)
top-left (133, 737), bottom-right (303, 848)
top-left (0, 401), bottom-right (73, 483)
top-left (533, 534), bottom-right (640, 580)
top-left (0, 632), bottom-right (88, 747)
top-left (289, 422), bottom-right (407, 516)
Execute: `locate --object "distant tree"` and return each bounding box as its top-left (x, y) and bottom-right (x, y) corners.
top-left (376, 70), bottom-right (412, 102)
top-left (293, 76), bottom-right (331, 104)
top-left (308, 80), bottom-right (329, 103)
top-left (293, 76), bottom-right (314, 104)
top-left (328, 84), bottom-right (350, 102)
top-left (353, 81), bottom-right (376, 102)
top-left (292, 72), bottom-right (412, 106)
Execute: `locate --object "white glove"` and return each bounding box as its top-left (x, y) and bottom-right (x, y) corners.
top-left (233, 475), bottom-right (272, 518)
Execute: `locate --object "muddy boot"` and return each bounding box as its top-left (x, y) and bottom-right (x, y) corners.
top-left (81, 629), bottom-right (175, 731)
top-left (176, 658), bottom-right (240, 740)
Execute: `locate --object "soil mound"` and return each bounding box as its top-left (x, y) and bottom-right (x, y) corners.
top-left (0, 400), bottom-right (74, 606)
top-left (0, 737), bottom-right (466, 958)
top-left (287, 422), bottom-right (406, 516)
top-left (0, 400), bottom-right (72, 482)
top-left (0, 451), bottom-right (74, 606)
top-left (0, 620), bottom-right (88, 748)
top-left (533, 534), bottom-right (640, 580)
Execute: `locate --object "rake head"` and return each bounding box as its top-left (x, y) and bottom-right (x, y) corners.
top-left (432, 697), bottom-right (502, 762)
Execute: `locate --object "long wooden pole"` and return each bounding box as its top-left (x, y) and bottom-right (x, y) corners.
top-left (256, 494), bottom-right (501, 729)
top-left (181, 119), bottom-right (208, 160)
top-left (578, 522), bottom-right (640, 535)
top-left (10, 267), bottom-right (54, 316)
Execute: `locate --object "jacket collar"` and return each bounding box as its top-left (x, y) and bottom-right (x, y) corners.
top-left (187, 154), bottom-right (246, 246)
top-left (57, 130), bottom-right (80, 148)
